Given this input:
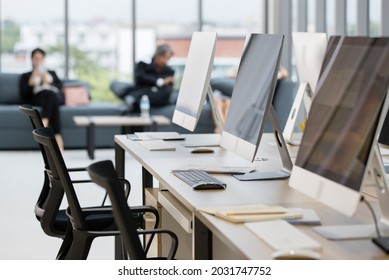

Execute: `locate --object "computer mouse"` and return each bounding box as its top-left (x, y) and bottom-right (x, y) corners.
top-left (192, 183), bottom-right (226, 190)
top-left (271, 249), bottom-right (321, 260)
top-left (190, 148), bottom-right (214, 154)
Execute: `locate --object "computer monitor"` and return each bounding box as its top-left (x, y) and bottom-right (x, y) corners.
top-left (220, 33), bottom-right (293, 181)
top-left (283, 32), bottom-right (328, 145)
top-left (289, 36), bottom-right (389, 240)
top-left (172, 31), bottom-right (223, 132)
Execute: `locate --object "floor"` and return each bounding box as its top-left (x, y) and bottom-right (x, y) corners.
top-left (0, 148), bottom-right (143, 260)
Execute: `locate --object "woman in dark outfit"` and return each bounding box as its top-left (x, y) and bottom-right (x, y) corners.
top-left (19, 48), bottom-right (64, 150)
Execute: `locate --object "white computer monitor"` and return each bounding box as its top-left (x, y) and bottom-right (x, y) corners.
top-left (289, 36), bottom-right (389, 240)
top-left (220, 33), bottom-right (293, 181)
top-left (283, 32), bottom-right (328, 145)
top-left (172, 31), bottom-right (223, 132)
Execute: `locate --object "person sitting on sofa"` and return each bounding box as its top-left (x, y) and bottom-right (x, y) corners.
top-left (19, 48), bottom-right (65, 150)
top-left (122, 44), bottom-right (175, 113)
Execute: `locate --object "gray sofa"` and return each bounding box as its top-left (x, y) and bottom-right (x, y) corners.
top-left (111, 77), bottom-right (297, 134)
top-left (0, 73), bottom-right (296, 150)
top-left (0, 73), bottom-right (125, 150)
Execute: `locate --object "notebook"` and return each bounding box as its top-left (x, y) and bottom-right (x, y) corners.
top-left (139, 140), bottom-right (176, 151)
top-left (199, 204), bottom-right (303, 223)
top-left (133, 132), bottom-right (185, 141)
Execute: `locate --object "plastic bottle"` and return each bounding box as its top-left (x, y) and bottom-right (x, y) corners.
top-left (140, 95), bottom-right (150, 119)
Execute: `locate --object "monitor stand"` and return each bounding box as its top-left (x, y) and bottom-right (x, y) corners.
top-left (206, 84), bottom-right (224, 133)
top-left (283, 82), bottom-right (313, 146)
top-left (313, 145), bottom-right (389, 240)
top-left (233, 105), bottom-right (293, 181)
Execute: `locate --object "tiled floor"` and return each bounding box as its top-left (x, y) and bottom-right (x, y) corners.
top-left (0, 148), bottom-right (143, 260)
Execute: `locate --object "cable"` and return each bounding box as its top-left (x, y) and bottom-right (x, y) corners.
top-left (361, 196), bottom-right (381, 238)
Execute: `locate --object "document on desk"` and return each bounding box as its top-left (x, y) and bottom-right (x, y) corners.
top-left (132, 132), bottom-right (185, 141)
top-left (199, 204), bottom-right (303, 223)
top-left (139, 140), bottom-right (176, 151)
top-left (175, 164), bottom-right (256, 175)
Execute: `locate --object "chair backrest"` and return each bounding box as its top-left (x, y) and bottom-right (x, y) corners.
top-left (87, 160), bottom-right (146, 260)
top-left (19, 105), bottom-right (67, 237)
top-left (32, 127), bottom-right (87, 231)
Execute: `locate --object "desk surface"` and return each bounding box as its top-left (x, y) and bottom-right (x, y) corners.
top-left (115, 133), bottom-right (387, 260)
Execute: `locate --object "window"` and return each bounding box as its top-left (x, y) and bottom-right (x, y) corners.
top-left (0, 0), bottom-right (64, 74)
top-left (203, 0), bottom-right (265, 78)
top-left (369, 0), bottom-right (381, 36)
top-left (136, 0), bottom-right (198, 88)
top-left (68, 0), bottom-right (132, 102)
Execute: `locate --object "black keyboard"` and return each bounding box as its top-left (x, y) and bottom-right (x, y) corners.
top-left (172, 169), bottom-right (227, 190)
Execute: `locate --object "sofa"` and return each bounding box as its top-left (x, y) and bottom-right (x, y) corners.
top-left (110, 77), bottom-right (297, 135)
top-left (0, 73), bottom-right (125, 150)
top-left (0, 73), bottom-right (296, 150)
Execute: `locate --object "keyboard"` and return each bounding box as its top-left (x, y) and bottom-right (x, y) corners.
top-left (172, 169), bottom-right (227, 190)
top-left (245, 220), bottom-right (322, 251)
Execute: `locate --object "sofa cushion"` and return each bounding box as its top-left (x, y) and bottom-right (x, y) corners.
top-left (63, 85), bottom-right (90, 106)
top-left (0, 73), bottom-right (22, 104)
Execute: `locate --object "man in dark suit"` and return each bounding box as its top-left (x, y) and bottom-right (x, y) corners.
top-left (123, 44), bottom-right (175, 112)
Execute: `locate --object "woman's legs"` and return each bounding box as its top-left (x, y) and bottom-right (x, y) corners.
top-left (31, 90), bottom-right (65, 150)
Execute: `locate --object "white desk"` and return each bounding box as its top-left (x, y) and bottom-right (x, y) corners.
top-left (114, 133), bottom-right (387, 260)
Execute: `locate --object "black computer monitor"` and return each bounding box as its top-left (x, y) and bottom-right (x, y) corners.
top-left (289, 36), bottom-right (389, 241)
top-left (220, 33), bottom-right (293, 181)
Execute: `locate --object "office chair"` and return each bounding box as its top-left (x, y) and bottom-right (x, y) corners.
top-left (19, 104), bottom-right (69, 238)
top-left (87, 160), bottom-right (178, 259)
top-left (32, 127), bottom-right (157, 259)
top-left (19, 105), bottom-right (114, 238)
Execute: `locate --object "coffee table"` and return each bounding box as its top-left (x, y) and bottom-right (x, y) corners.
top-left (73, 115), bottom-right (171, 159)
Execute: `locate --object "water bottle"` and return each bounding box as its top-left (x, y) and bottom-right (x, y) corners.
top-left (140, 95), bottom-right (150, 119)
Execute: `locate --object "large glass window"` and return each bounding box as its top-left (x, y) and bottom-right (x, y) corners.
top-left (347, 0), bottom-right (357, 35)
top-left (202, 0), bottom-right (265, 79)
top-left (0, 0), bottom-right (64, 74)
top-left (369, 0), bottom-right (381, 35)
top-left (68, 0), bottom-right (131, 102)
top-left (136, 0), bottom-right (197, 88)
top-left (326, 0), bottom-right (336, 35)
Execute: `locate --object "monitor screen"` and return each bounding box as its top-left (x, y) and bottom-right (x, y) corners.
top-left (292, 32), bottom-right (327, 93)
top-left (220, 33), bottom-right (284, 162)
top-left (291, 36), bottom-right (389, 215)
top-left (172, 31), bottom-right (217, 132)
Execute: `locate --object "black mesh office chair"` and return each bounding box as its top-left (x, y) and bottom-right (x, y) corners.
top-left (32, 127), bottom-right (157, 259)
top-left (19, 105), bottom-right (113, 238)
top-left (87, 160), bottom-right (178, 259)
top-left (19, 104), bottom-right (69, 238)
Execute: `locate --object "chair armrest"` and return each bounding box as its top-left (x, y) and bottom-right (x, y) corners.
top-left (110, 80), bottom-right (136, 99)
top-left (67, 167), bottom-right (87, 172)
top-left (137, 229), bottom-right (178, 260)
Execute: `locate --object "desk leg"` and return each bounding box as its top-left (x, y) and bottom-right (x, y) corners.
top-left (115, 142), bottom-right (125, 178)
top-left (193, 216), bottom-right (212, 260)
top-left (87, 122), bottom-right (95, 160)
top-left (142, 167), bottom-right (153, 204)
top-left (114, 142), bottom-right (126, 260)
